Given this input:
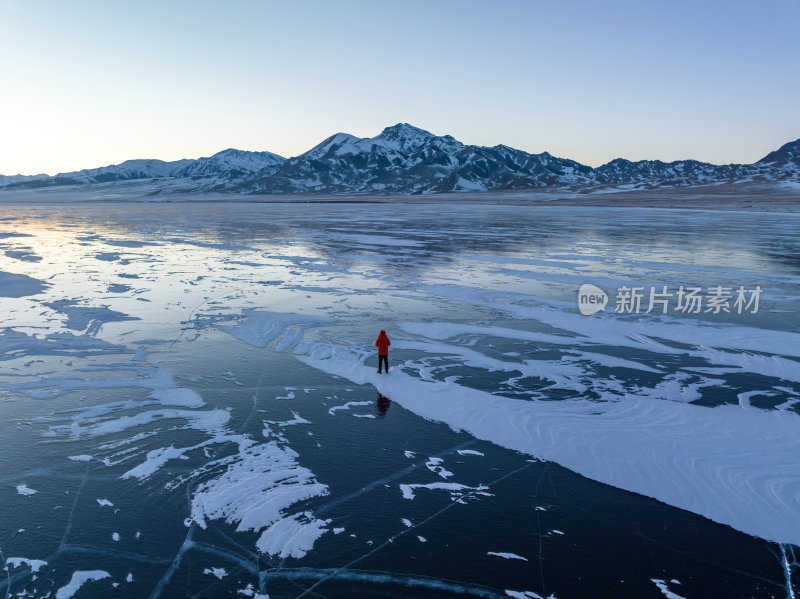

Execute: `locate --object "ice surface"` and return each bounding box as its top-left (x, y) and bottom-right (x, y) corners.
top-left (0, 329), bottom-right (126, 361)
top-left (0, 271), bottom-right (48, 297)
top-left (416, 287), bottom-right (800, 359)
top-left (1, 203), bottom-right (798, 597)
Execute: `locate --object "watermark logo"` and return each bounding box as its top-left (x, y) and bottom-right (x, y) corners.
top-left (577, 284), bottom-right (762, 316)
top-left (578, 283), bottom-right (608, 316)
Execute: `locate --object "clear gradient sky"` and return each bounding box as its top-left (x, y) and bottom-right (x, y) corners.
top-left (1, 0), bottom-right (798, 175)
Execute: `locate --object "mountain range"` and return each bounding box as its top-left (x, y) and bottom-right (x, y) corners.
top-left (2, 124), bottom-right (798, 195)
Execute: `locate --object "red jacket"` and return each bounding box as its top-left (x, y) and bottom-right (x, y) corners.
top-left (375, 331), bottom-right (390, 355)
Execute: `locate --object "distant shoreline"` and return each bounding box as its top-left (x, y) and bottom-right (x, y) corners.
top-left (1, 180), bottom-right (799, 213)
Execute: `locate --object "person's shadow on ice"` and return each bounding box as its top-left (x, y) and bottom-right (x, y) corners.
top-left (376, 394), bottom-right (392, 418)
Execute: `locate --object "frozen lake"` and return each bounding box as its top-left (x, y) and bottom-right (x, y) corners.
top-left (1, 201), bottom-right (798, 599)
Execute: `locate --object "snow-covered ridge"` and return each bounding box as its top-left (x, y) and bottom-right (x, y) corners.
top-left (175, 148), bottom-right (285, 182)
top-left (1, 126), bottom-right (798, 194)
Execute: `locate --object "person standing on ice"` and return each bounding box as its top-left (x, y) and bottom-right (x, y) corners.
top-left (375, 330), bottom-right (390, 373)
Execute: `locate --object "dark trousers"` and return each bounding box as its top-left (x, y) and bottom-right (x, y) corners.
top-left (378, 354), bottom-right (388, 373)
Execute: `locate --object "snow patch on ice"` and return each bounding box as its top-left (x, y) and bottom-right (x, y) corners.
top-left (505, 590), bottom-right (556, 599)
top-left (425, 457), bottom-right (454, 479)
top-left (651, 579), bottom-right (687, 599)
top-left (237, 583), bottom-right (269, 598)
top-left (16, 484), bottom-right (36, 496)
top-left (55, 570), bottom-right (110, 599)
top-left (488, 551), bottom-right (528, 561)
top-left (267, 411), bottom-right (311, 427)
top-left (6, 557), bottom-right (47, 572)
top-left (399, 482), bottom-right (491, 501)
top-left (68, 454), bottom-right (93, 462)
top-left (148, 387), bottom-right (205, 408)
top-left (328, 400), bottom-right (371, 415)
top-left (204, 567), bottom-right (227, 580)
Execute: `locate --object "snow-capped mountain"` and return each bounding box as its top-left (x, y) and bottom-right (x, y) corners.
top-left (757, 138), bottom-right (800, 169)
top-left (236, 123), bottom-right (594, 194)
top-left (1, 127), bottom-right (798, 194)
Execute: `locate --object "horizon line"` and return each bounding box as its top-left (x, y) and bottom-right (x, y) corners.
top-left (2, 123), bottom-right (797, 178)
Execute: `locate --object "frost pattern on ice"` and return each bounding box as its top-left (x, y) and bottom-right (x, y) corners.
top-left (218, 310), bottom-right (333, 349)
top-left (189, 439), bottom-right (330, 558)
top-left (255, 512), bottom-right (331, 559)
